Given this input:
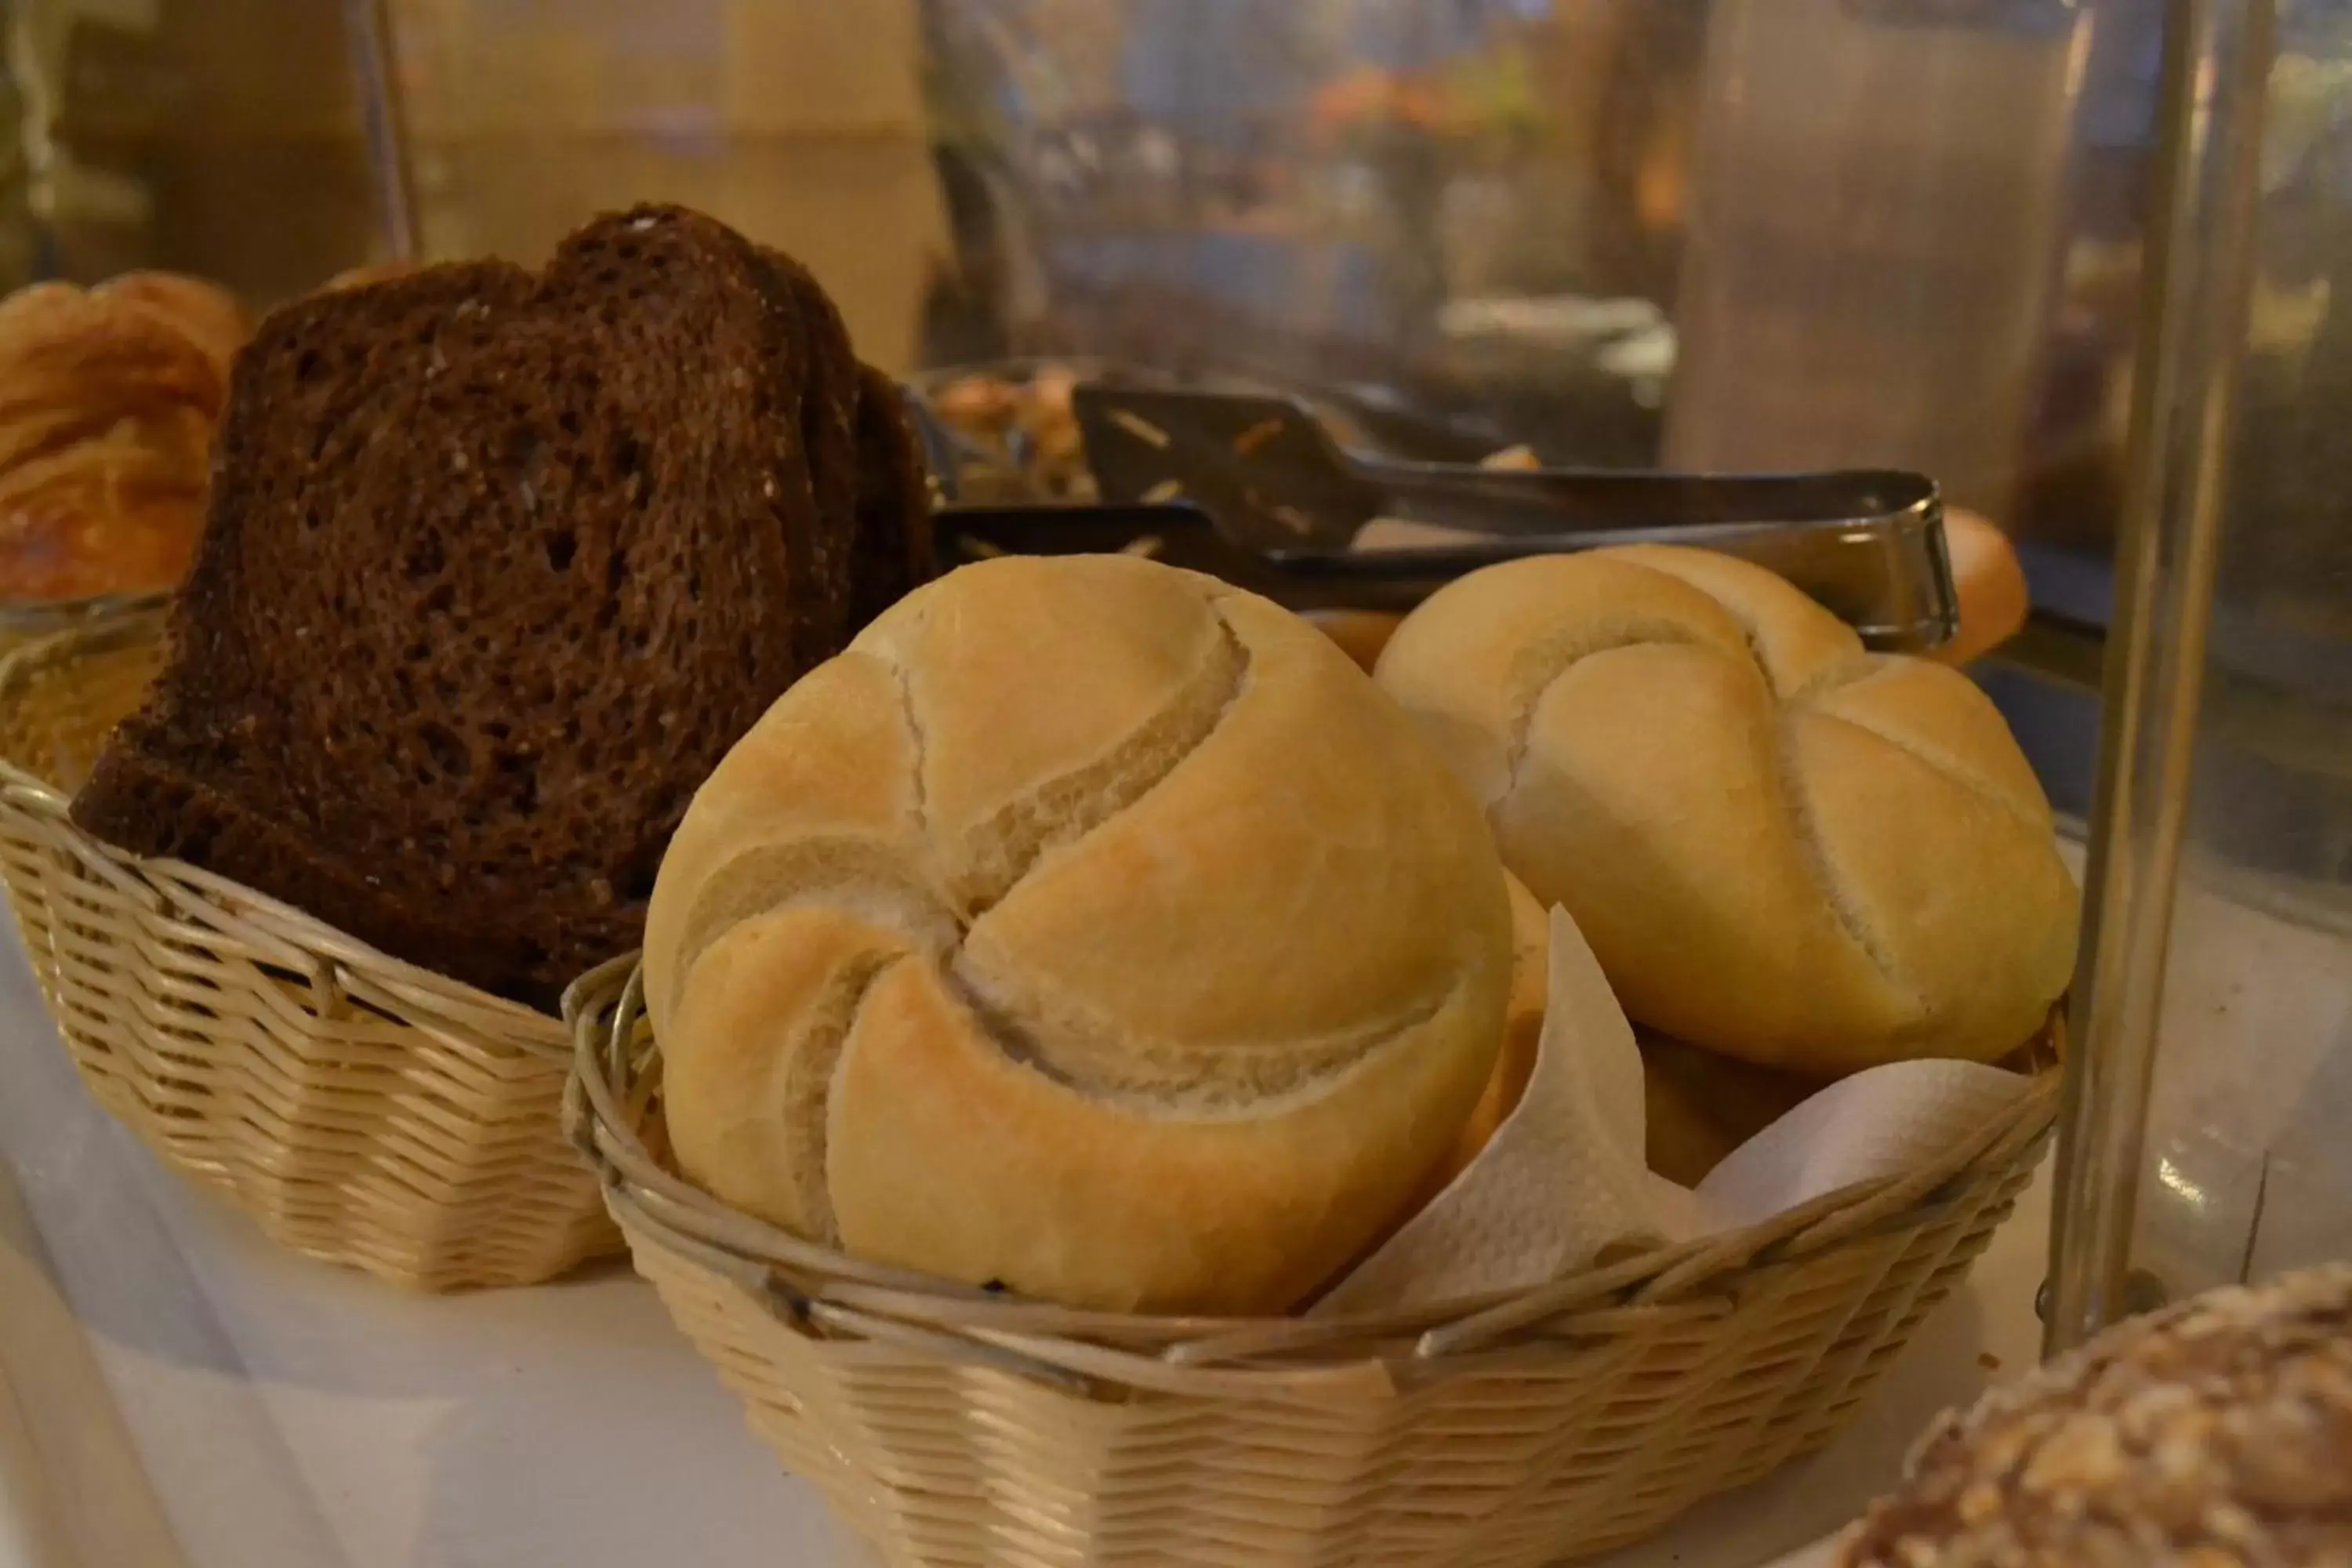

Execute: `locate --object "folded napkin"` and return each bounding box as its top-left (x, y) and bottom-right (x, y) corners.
top-left (1316, 907), bottom-right (2036, 1316)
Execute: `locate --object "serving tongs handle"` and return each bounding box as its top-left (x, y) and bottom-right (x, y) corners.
top-left (1344, 463), bottom-right (1939, 543)
top-left (1288, 466), bottom-right (1957, 648)
top-left (920, 382), bottom-right (1962, 652)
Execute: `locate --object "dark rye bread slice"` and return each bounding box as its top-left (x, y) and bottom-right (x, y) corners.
top-left (72, 205), bottom-right (932, 1007)
top-left (745, 245), bottom-right (935, 658)
top-left (848, 361), bottom-right (935, 628)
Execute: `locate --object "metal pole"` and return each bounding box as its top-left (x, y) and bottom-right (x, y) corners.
top-left (2043, 0), bottom-right (2275, 1355)
top-left (343, 0), bottom-right (419, 261)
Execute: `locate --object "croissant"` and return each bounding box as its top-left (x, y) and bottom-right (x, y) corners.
top-left (93, 272), bottom-right (251, 382)
top-left (0, 274), bottom-right (248, 602)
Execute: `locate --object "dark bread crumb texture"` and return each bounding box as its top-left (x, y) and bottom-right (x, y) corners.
top-left (72, 205), bottom-right (934, 1008)
top-left (1843, 1265), bottom-right (2352, 1568)
top-left (847, 360), bottom-right (935, 630)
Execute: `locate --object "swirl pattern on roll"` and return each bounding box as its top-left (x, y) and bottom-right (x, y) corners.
top-left (646, 554), bottom-right (1514, 1315)
top-left (1374, 545), bottom-right (2078, 1075)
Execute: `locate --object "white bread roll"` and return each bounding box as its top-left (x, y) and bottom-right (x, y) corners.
top-left (1374, 545), bottom-right (2078, 1074)
top-left (646, 554), bottom-right (1513, 1315)
top-left (1639, 1033), bottom-right (1823, 1187)
top-left (1408, 870), bottom-right (1549, 1210)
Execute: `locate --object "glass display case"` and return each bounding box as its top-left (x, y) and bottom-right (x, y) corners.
top-left (2048, 0), bottom-right (2352, 1349)
top-left (388, 0), bottom-right (946, 368)
top-left (912, 0), bottom-right (2161, 816)
top-left (0, 3), bottom-right (2347, 1566)
top-left (0, 0), bottom-right (396, 300)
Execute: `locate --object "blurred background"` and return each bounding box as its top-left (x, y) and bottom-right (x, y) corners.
top-left (0, 0), bottom-right (2343, 854)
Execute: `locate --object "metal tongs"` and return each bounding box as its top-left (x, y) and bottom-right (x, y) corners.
top-left (923, 384), bottom-right (1959, 652)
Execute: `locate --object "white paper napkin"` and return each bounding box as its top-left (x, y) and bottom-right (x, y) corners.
top-left (1315, 908), bottom-right (2036, 1316)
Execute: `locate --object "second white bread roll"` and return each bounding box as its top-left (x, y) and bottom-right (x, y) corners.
top-left (1374, 546), bottom-right (2078, 1075)
top-left (646, 554), bottom-right (1513, 1315)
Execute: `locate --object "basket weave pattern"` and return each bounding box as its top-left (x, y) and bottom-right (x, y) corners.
top-left (0, 612), bottom-right (620, 1290)
top-left (568, 957), bottom-right (2060, 1568)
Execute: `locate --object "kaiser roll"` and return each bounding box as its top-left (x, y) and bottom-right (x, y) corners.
top-left (1410, 870), bottom-right (1549, 1207)
top-left (1374, 545), bottom-right (2078, 1074)
top-left (645, 554), bottom-right (1513, 1315)
top-left (1639, 1033), bottom-right (1823, 1186)
top-left (1404, 872), bottom-right (1823, 1192)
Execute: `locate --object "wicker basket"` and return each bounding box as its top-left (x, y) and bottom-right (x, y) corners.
top-left (0, 612), bottom-right (621, 1290)
top-left (566, 956), bottom-right (2062, 1568)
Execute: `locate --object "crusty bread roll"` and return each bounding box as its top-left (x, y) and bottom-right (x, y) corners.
top-left (1302, 608), bottom-right (1404, 674)
top-left (92, 272), bottom-right (250, 381)
top-left (1639, 1033), bottom-right (1823, 1186)
top-left (1407, 873), bottom-right (1824, 1191)
top-left (646, 554), bottom-right (1514, 1315)
top-left (1374, 545), bottom-right (2078, 1073)
top-left (1410, 870), bottom-right (1548, 1204)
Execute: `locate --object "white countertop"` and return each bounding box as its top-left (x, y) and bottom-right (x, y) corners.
top-left (0, 935), bottom-right (2050, 1568)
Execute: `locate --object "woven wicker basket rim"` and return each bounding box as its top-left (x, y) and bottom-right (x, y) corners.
top-left (0, 612), bottom-right (569, 1049)
top-left (564, 949), bottom-right (2062, 1382)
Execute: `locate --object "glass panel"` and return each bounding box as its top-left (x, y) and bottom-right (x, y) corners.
top-left (916, 0), bottom-right (2127, 478)
top-left (387, 0), bottom-right (946, 369)
top-left (1665, 0), bottom-right (2089, 527)
top-left (919, 0), bottom-right (1714, 460)
top-left (917, 0), bottom-right (2146, 817)
top-left (0, 0), bottom-right (393, 303)
top-left (2048, 0), bottom-right (2352, 1348)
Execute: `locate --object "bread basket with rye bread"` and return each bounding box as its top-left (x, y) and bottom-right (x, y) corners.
top-left (0, 602), bottom-right (620, 1290)
top-left (565, 548), bottom-right (2074, 1568)
top-left (0, 208), bottom-right (933, 1290)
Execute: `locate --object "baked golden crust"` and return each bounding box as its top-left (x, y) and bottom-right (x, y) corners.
top-left (93, 272), bottom-right (250, 381)
top-left (1374, 545), bottom-right (2079, 1073)
top-left (647, 554), bottom-right (1514, 1315)
top-left (1637, 1032), bottom-right (1822, 1186)
top-left (1409, 869), bottom-right (1548, 1207)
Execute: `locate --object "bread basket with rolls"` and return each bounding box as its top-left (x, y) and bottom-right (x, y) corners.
top-left (0, 209), bottom-right (933, 1290)
top-left (568, 547), bottom-right (2071, 1568)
